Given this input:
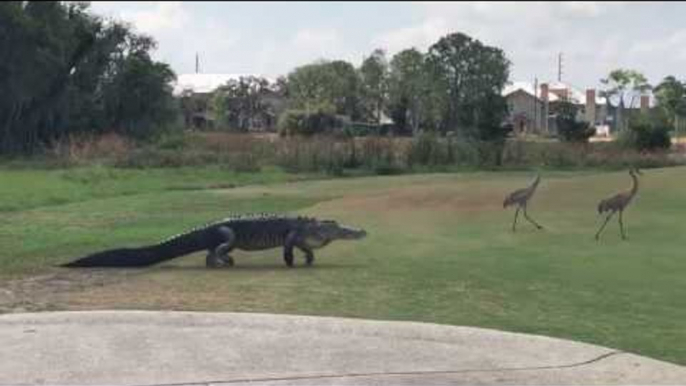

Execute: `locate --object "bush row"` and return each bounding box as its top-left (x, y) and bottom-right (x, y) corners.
top-left (30, 131), bottom-right (682, 175)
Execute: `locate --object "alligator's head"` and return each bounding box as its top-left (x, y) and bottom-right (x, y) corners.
top-left (301, 219), bottom-right (367, 249)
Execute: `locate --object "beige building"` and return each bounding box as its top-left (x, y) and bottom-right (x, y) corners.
top-left (503, 81), bottom-right (613, 136)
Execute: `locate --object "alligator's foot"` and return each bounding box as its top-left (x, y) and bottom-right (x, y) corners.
top-left (284, 256), bottom-right (294, 268)
top-left (206, 252), bottom-right (234, 268)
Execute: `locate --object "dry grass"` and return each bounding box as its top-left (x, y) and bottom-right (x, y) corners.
top-left (50, 133), bottom-right (134, 165)
top-left (39, 131), bottom-right (684, 173)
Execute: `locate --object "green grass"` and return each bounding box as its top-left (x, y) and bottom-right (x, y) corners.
top-left (0, 165), bottom-right (320, 212)
top-left (0, 166), bottom-right (685, 365)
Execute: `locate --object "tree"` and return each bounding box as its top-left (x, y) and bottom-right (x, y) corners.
top-left (654, 76), bottom-right (686, 136)
top-left (0, 1), bottom-right (178, 153)
top-left (212, 76), bottom-right (271, 132)
top-left (359, 49), bottom-right (388, 124)
top-left (425, 32), bottom-right (511, 137)
top-left (284, 60), bottom-right (363, 120)
top-left (387, 48), bottom-right (426, 135)
top-left (554, 101), bottom-right (595, 143)
top-left (101, 36), bottom-right (177, 138)
top-left (1, 1), bottom-right (102, 151)
top-left (600, 69), bottom-right (651, 132)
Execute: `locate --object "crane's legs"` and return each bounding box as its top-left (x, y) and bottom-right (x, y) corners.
top-left (595, 212), bottom-right (614, 240)
top-left (618, 211), bottom-right (626, 240)
top-left (523, 206), bottom-right (544, 230)
top-left (512, 207), bottom-right (520, 232)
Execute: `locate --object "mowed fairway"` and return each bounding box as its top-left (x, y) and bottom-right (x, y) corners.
top-left (1, 167), bottom-right (685, 365)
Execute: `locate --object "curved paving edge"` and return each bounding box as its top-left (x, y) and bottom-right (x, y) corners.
top-left (0, 311), bottom-right (683, 386)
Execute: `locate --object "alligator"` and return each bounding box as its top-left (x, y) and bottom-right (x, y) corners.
top-left (60, 214), bottom-right (367, 268)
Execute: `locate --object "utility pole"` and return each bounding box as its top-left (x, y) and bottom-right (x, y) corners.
top-left (195, 53), bottom-right (200, 74)
top-left (534, 77), bottom-right (538, 133)
top-left (557, 52), bottom-right (563, 83)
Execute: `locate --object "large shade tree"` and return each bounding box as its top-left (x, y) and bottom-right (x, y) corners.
top-left (425, 32), bottom-right (511, 138)
top-left (212, 76), bottom-right (272, 132)
top-left (284, 60), bottom-right (363, 120)
top-left (359, 49), bottom-right (389, 124)
top-left (387, 48), bottom-right (427, 135)
top-left (654, 76), bottom-right (686, 135)
top-left (0, 1), bottom-right (177, 153)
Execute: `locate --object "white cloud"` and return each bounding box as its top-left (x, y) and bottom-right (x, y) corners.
top-left (372, 19), bottom-right (450, 54)
top-left (292, 28), bottom-right (339, 48)
top-left (370, 2), bottom-right (664, 87)
top-left (89, 2), bottom-right (682, 87)
top-left (629, 30), bottom-right (686, 61)
top-left (121, 2), bottom-right (189, 34)
top-left (558, 2), bottom-right (615, 18)
top-left (255, 28), bottom-right (355, 77)
top-left (91, 2), bottom-right (240, 74)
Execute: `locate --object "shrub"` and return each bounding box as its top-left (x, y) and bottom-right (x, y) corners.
top-left (156, 133), bottom-right (189, 150)
top-left (36, 128), bottom-right (682, 173)
top-left (343, 122), bottom-right (399, 137)
top-left (621, 112), bottom-right (672, 151)
top-left (407, 131), bottom-right (447, 166)
top-left (555, 102), bottom-right (595, 143)
top-left (278, 106), bottom-right (346, 137)
top-left (49, 133), bottom-right (134, 166)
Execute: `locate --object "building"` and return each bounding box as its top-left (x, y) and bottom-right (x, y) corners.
top-left (173, 73), bottom-right (286, 131)
top-left (503, 80), bottom-right (654, 136)
top-left (503, 81), bottom-right (610, 136)
top-left (501, 82), bottom-right (548, 135)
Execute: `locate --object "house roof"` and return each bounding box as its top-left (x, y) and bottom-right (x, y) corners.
top-left (173, 73), bottom-right (277, 95)
top-left (502, 82), bottom-right (560, 102)
top-left (503, 81), bottom-right (607, 105)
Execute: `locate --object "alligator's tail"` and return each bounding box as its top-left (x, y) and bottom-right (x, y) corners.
top-left (61, 230), bottom-right (208, 268)
top-left (60, 247), bottom-right (162, 268)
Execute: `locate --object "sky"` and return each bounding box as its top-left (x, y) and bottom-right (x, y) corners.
top-left (90, 2), bottom-right (686, 90)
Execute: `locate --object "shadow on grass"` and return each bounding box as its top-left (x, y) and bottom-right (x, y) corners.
top-left (154, 263), bottom-right (364, 272)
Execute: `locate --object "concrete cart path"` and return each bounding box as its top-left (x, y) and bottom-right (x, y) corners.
top-left (0, 311), bottom-right (684, 385)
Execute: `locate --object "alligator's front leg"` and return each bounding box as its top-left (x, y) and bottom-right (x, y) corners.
top-left (283, 231), bottom-right (297, 268)
top-left (206, 226), bottom-right (236, 268)
top-left (297, 245), bottom-right (315, 266)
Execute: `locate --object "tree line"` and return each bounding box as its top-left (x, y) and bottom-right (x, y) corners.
top-left (1, 1), bottom-right (177, 154)
top-left (4, 2), bottom-right (686, 156)
top-left (209, 32), bottom-right (513, 143)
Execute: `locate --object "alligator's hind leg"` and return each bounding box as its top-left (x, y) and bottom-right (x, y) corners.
top-left (206, 250), bottom-right (234, 268)
top-left (206, 226), bottom-right (236, 268)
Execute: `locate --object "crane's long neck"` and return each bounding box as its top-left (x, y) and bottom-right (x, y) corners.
top-left (530, 174), bottom-right (541, 191)
top-left (629, 171), bottom-right (639, 197)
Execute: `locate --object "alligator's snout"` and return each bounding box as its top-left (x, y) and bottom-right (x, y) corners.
top-left (340, 226), bottom-right (367, 240)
